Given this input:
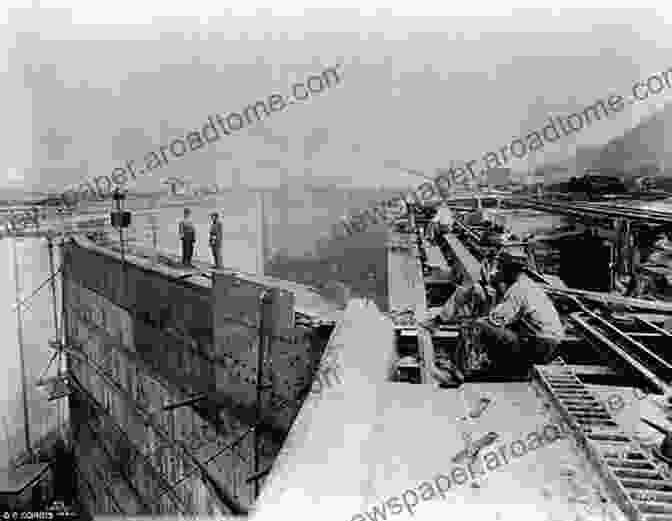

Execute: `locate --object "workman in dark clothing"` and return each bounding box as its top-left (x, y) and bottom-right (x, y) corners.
top-left (32, 207), bottom-right (40, 228)
top-left (419, 251), bottom-right (501, 385)
top-left (209, 212), bottom-right (223, 268)
top-left (179, 208), bottom-right (196, 266)
top-left (421, 250), bottom-right (498, 327)
top-left (473, 253), bottom-right (565, 374)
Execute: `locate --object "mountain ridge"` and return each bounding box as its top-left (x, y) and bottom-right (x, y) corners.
top-left (545, 101), bottom-right (672, 181)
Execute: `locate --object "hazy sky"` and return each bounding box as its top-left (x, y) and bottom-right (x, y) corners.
top-left (2, 3), bottom-right (672, 192)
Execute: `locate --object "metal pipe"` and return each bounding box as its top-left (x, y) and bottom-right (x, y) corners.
top-left (12, 238), bottom-right (32, 462)
top-left (58, 237), bottom-right (69, 449)
top-left (46, 237), bottom-right (62, 440)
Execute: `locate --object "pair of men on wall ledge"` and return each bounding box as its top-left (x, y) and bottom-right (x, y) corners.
top-left (178, 208), bottom-right (223, 268)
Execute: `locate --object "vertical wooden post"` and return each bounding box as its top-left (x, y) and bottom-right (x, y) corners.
top-left (12, 237), bottom-right (32, 462)
top-left (256, 191), bottom-right (267, 276)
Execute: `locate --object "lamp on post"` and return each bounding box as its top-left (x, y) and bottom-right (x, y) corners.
top-left (110, 188), bottom-right (131, 262)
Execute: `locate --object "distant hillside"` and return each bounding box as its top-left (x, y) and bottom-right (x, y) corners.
top-left (543, 102), bottom-right (672, 181)
top-left (594, 102), bottom-right (672, 175)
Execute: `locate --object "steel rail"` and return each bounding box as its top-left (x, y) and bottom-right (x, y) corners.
top-left (571, 200), bottom-right (672, 216)
top-left (576, 308), bottom-right (672, 374)
top-left (569, 311), bottom-right (670, 395)
top-left (508, 197), bottom-right (672, 226)
top-left (636, 318), bottom-right (672, 338)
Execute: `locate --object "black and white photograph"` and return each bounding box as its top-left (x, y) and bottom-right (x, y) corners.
top-left (1, 2), bottom-right (672, 520)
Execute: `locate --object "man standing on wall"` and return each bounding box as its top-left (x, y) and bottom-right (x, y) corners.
top-left (209, 212), bottom-right (223, 268)
top-left (179, 208), bottom-right (196, 266)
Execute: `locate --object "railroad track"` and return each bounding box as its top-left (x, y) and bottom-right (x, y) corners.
top-left (508, 198), bottom-right (672, 226)
top-left (568, 307), bottom-right (672, 396)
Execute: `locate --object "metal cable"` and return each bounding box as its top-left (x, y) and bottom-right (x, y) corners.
top-left (36, 351), bottom-right (59, 386)
top-left (12, 266), bottom-right (63, 313)
top-left (153, 425), bottom-right (255, 501)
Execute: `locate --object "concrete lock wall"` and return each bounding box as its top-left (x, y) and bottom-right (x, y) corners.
top-left (255, 299), bottom-right (398, 521)
top-left (63, 240), bottom-right (329, 516)
top-left (211, 273), bottom-right (327, 481)
top-left (64, 246), bottom-right (231, 515)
